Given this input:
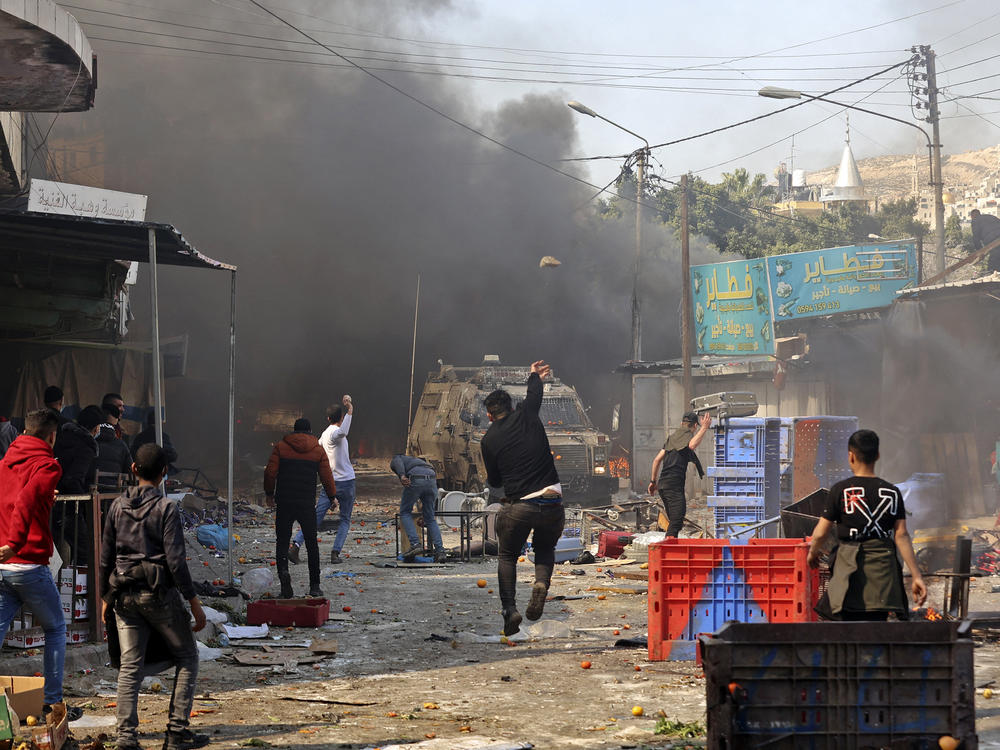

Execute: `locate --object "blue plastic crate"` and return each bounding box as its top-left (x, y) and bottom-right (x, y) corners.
top-left (708, 495), bottom-right (765, 508)
top-left (710, 476), bottom-right (766, 498)
top-left (714, 419), bottom-right (767, 467)
top-left (713, 504), bottom-right (766, 538)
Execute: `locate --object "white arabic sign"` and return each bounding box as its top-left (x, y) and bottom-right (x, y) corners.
top-left (28, 179), bottom-right (147, 222)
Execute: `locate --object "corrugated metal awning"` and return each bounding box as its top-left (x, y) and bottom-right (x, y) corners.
top-left (896, 272), bottom-right (1000, 299)
top-left (0, 210), bottom-right (236, 270)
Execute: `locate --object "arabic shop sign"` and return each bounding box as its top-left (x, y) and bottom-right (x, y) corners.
top-left (691, 258), bottom-right (774, 356)
top-left (767, 241), bottom-right (917, 321)
top-left (28, 179), bottom-right (147, 222)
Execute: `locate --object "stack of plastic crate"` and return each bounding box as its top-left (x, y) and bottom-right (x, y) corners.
top-left (706, 418), bottom-right (782, 538)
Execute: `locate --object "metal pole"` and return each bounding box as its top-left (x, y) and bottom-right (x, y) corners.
top-left (631, 149), bottom-right (645, 362)
top-left (407, 274), bottom-right (420, 444)
top-left (926, 47), bottom-right (946, 276)
top-left (147, 228), bottom-right (164, 447)
top-left (227, 270), bottom-right (237, 585)
top-left (681, 174), bottom-right (693, 405)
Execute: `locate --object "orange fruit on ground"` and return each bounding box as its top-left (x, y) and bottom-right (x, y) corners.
top-left (938, 738), bottom-right (959, 750)
top-left (623, 624), bottom-right (631, 630)
top-left (634, 665), bottom-right (642, 672)
top-left (597, 595), bottom-right (606, 600)
top-left (343, 606), bottom-right (351, 612)
top-left (476, 579), bottom-right (487, 588)
top-left (613, 630), bottom-right (620, 635)
top-left (631, 706), bottom-right (644, 716)
top-left (580, 661), bottom-right (592, 669)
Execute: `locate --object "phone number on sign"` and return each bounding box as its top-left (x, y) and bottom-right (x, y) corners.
top-left (796, 300), bottom-right (841, 314)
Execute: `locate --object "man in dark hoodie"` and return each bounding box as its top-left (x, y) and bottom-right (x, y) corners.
top-left (53, 404), bottom-right (103, 565)
top-left (43, 385), bottom-right (70, 429)
top-left (0, 409), bottom-right (83, 721)
top-left (132, 409), bottom-right (179, 474)
top-left (264, 418), bottom-right (336, 599)
top-left (100, 443), bottom-right (207, 750)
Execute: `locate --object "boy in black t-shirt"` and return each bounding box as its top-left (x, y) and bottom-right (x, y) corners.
top-left (807, 429), bottom-right (926, 620)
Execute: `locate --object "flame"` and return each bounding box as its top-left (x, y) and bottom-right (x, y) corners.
top-left (924, 606), bottom-right (944, 621)
top-left (609, 456), bottom-right (630, 478)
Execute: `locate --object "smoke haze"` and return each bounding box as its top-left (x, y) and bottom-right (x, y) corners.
top-left (52, 0), bottom-right (709, 468)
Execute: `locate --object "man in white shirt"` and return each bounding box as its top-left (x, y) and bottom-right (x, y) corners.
top-left (290, 395), bottom-right (355, 564)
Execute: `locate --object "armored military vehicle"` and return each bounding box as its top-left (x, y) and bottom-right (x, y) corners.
top-left (407, 356), bottom-right (615, 505)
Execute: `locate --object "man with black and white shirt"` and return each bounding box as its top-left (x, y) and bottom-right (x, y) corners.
top-left (808, 429), bottom-right (927, 620)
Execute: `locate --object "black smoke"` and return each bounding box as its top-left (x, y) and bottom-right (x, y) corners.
top-left (52, 0), bottom-right (697, 470)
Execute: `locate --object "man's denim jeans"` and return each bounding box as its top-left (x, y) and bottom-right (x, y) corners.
top-left (400, 477), bottom-right (443, 551)
top-left (0, 566), bottom-right (66, 704)
top-left (294, 479), bottom-right (357, 554)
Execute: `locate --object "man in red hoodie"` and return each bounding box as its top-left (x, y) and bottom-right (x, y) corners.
top-left (264, 418), bottom-right (335, 599)
top-left (0, 409), bottom-right (82, 719)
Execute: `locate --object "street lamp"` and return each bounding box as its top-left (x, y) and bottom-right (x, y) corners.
top-left (758, 86), bottom-right (945, 274)
top-left (568, 101), bottom-right (649, 362)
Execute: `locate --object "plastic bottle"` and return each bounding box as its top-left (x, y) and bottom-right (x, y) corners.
top-left (241, 567), bottom-right (274, 596)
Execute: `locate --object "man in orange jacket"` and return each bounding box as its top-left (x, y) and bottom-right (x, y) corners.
top-left (0, 409), bottom-right (83, 720)
top-left (264, 418), bottom-right (335, 598)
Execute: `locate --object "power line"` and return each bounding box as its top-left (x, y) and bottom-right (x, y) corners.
top-left (647, 59), bottom-right (913, 150)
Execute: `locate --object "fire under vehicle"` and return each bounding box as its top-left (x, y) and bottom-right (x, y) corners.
top-left (407, 356), bottom-right (615, 505)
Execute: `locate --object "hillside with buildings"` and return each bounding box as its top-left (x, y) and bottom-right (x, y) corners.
top-left (806, 143), bottom-right (1000, 222)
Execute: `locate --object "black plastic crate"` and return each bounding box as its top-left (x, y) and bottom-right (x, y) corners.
top-left (699, 621), bottom-right (977, 749)
top-left (780, 488), bottom-right (828, 539)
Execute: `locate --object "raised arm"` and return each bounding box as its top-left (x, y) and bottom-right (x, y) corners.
top-left (688, 413), bottom-right (712, 450)
top-left (525, 360), bottom-right (551, 415)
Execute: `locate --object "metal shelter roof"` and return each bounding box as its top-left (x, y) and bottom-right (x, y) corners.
top-left (0, 210), bottom-right (236, 271)
top-left (896, 271), bottom-right (1000, 299)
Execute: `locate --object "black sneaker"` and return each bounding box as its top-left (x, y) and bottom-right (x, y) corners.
top-left (162, 728), bottom-right (210, 750)
top-left (525, 582), bottom-right (548, 621)
top-left (43, 703), bottom-right (83, 722)
top-left (330, 550), bottom-right (343, 564)
top-left (278, 573), bottom-right (293, 599)
top-left (433, 549), bottom-right (448, 563)
top-left (307, 585), bottom-right (324, 598)
top-left (502, 608), bottom-right (522, 636)
top-left (287, 543), bottom-right (300, 565)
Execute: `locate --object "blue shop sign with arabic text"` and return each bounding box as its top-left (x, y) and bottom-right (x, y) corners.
top-left (767, 241), bottom-right (917, 321)
top-left (691, 259), bottom-right (774, 355)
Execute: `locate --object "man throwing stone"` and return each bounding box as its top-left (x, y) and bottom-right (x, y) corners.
top-left (481, 360), bottom-right (563, 636)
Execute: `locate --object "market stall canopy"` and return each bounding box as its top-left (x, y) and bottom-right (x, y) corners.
top-left (0, 2), bottom-right (96, 111)
top-left (0, 210), bottom-right (236, 271)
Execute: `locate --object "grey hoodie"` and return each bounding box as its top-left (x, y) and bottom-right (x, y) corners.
top-left (100, 485), bottom-right (196, 601)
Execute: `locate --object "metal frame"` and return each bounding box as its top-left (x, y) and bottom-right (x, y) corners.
top-left (393, 511), bottom-right (489, 562)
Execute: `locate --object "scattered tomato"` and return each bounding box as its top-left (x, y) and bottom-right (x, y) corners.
top-left (476, 579), bottom-right (487, 588)
top-left (580, 661), bottom-right (592, 669)
top-left (343, 606), bottom-right (351, 612)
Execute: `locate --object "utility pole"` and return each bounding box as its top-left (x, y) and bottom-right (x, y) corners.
top-left (923, 45), bottom-right (946, 275)
top-left (407, 274), bottom-right (420, 446)
top-left (631, 148), bottom-right (645, 362)
top-left (680, 174), bottom-right (693, 405)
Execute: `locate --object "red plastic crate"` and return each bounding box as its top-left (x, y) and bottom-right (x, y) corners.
top-left (647, 539), bottom-right (819, 661)
top-left (246, 598), bottom-right (330, 627)
top-left (597, 531), bottom-right (634, 559)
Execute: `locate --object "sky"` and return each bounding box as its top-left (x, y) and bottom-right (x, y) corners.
top-left (31, 0), bottom-right (1000, 464)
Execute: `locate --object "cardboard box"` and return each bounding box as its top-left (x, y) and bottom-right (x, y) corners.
top-left (246, 598), bottom-right (330, 627)
top-left (29, 702), bottom-right (68, 750)
top-left (58, 567), bottom-right (87, 595)
top-left (59, 593), bottom-right (88, 622)
top-left (0, 676), bottom-right (44, 723)
top-left (65, 624), bottom-right (90, 645)
top-left (4, 628), bottom-right (44, 649)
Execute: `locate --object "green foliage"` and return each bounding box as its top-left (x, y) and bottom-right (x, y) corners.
top-left (654, 717), bottom-right (706, 737)
top-left (601, 168), bottom-right (929, 257)
top-left (944, 212), bottom-right (973, 252)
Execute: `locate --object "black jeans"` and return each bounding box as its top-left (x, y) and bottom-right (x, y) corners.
top-left (496, 501), bottom-right (565, 610)
top-left (658, 486), bottom-right (686, 537)
top-left (114, 588), bottom-right (198, 744)
top-left (276, 501), bottom-right (320, 586)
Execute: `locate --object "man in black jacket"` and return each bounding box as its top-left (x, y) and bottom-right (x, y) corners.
top-left (53, 405), bottom-right (103, 564)
top-left (100, 443), bottom-right (207, 750)
top-left (480, 360), bottom-right (564, 636)
top-left (132, 409), bottom-right (179, 474)
top-left (43, 386), bottom-right (70, 428)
